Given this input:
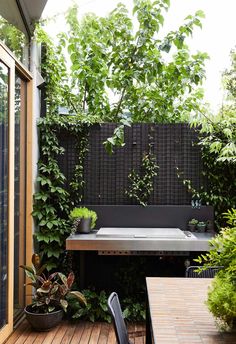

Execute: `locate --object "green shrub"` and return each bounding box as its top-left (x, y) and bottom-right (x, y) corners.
top-left (70, 289), bottom-right (111, 323)
top-left (207, 272), bottom-right (236, 329)
top-left (68, 288), bottom-right (145, 322)
top-left (70, 207), bottom-right (97, 229)
top-left (196, 209), bottom-right (236, 275)
top-left (196, 208), bottom-right (236, 330)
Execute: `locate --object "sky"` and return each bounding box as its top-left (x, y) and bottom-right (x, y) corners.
top-left (42, 0), bottom-right (236, 113)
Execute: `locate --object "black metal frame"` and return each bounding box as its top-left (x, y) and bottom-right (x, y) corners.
top-left (107, 292), bottom-right (131, 344)
top-left (185, 266), bottom-right (223, 278)
top-left (57, 123), bottom-right (204, 205)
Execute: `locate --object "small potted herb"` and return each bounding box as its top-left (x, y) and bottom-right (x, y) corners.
top-left (206, 220), bottom-right (214, 232)
top-left (70, 207), bottom-right (97, 233)
top-left (20, 254), bottom-right (86, 331)
top-left (188, 218), bottom-right (198, 232)
top-left (196, 221), bottom-right (206, 232)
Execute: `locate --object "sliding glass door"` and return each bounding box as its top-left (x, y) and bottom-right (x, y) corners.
top-left (0, 58), bottom-right (9, 331)
top-left (14, 72), bottom-right (27, 321)
top-left (0, 45), bottom-right (15, 341)
top-left (0, 43), bottom-right (32, 343)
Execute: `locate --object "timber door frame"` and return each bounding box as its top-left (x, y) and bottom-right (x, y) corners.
top-left (0, 42), bottom-right (33, 343)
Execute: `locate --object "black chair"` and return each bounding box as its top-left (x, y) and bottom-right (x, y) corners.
top-left (185, 266), bottom-right (223, 278)
top-left (107, 292), bottom-right (131, 344)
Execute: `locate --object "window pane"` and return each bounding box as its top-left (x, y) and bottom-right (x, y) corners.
top-left (0, 61), bottom-right (9, 329)
top-left (14, 73), bottom-right (26, 319)
top-left (0, 15), bottom-right (28, 65)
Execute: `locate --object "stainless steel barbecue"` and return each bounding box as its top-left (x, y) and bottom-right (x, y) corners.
top-left (96, 227), bottom-right (193, 239)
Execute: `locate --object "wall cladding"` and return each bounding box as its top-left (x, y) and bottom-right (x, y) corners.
top-left (57, 123), bottom-right (203, 205)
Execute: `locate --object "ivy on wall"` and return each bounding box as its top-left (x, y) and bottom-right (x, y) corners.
top-left (32, 116), bottom-right (89, 270)
top-left (126, 150), bottom-right (159, 206)
top-left (176, 118), bottom-right (236, 229)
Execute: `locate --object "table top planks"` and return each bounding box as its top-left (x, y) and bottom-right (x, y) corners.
top-left (146, 277), bottom-right (236, 344)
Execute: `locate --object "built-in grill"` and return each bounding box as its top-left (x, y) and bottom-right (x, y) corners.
top-left (96, 227), bottom-right (192, 239)
top-left (66, 205), bottom-right (214, 253)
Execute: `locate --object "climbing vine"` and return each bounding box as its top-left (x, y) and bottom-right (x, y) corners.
top-left (176, 118), bottom-right (236, 229)
top-left (32, 117), bottom-right (70, 270)
top-left (68, 126), bottom-right (90, 202)
top-left (32, 116), bottom-right (89, 270)
top-left (126, 147), bottom-right (159, 206)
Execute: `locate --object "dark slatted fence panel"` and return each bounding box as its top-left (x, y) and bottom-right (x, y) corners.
top-left (57, 123), bottom-right (203, 205)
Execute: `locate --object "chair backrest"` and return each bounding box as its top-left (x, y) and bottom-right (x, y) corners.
top-left (107, 292), bottom-right (130, 344)
top-left (185, 266), bottom-right (223, 278)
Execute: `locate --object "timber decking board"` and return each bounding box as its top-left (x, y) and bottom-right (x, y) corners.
top-left (4, 320), bottom-right (145, 344)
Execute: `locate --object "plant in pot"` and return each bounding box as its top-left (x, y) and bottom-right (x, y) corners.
top-left (195, 208), bottom-right (236, 331)
top-left (20, 254), bottom-right (87, 331)
top-left (206, 219), bottom-right (214, 232)
top-left (196, 221), bottom-right (206, 232)
top-left (70, 207), bottom-right (97, 234)
top-left (188, 218), bottom-right (198, 232)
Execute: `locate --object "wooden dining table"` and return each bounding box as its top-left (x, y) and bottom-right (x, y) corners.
top-left (146, 277), bottom-right (236, 344)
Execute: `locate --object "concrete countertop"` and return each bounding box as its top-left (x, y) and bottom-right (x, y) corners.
top-left (66, 229), bottom-right (214, 252)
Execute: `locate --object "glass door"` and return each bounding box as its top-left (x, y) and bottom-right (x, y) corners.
top-left (0, 56), bottom-right (9, 332)
top-left (14, 71), bottom-right (29, 321)
top-left (0, 45), bottom-right (15, 341)
top-left (0, 43), bottom-right (32, 343)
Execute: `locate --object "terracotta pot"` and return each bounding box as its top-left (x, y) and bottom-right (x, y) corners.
top-left (24, 305), bottom-right (63, 331)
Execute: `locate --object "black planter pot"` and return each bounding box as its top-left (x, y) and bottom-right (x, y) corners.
top-left (24, 305), bottom-right (63, 331)
top-left (188, 224), bottom-right (196, 232)
top-left (76, 217), bottom-right (92, 233)
top-left (197, 224), bottom-right (206, 233)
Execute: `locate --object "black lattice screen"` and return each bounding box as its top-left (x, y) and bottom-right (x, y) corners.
top-left (57, 123), bottom-right (203, 205)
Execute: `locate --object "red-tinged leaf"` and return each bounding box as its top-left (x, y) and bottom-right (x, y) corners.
top-left (58, 272), bottom-right (67, 286)
top-left (32, 254), bottom-right (41, 269)
top-left (41, 280), bottom-right (52, 289)
top-left (59, 284), bottom-right (67, 296)
top-left (36, 264), bottom-right (47, 276)
top-left (48, 272), bottom-right (58, 281)
top-left (36, 275), bottom-right (45, 284)
top-left (67, 272), bottom-right (75, 289)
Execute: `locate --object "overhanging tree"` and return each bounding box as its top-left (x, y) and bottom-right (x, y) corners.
top-left (34, 0), bottom-right (210, 267)
top-left (37, 0), bottom-right (208, 152)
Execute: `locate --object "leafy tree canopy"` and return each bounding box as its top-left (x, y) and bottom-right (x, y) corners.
top-left (191, 49), bottom-right (236, 164)
top-left (0, 16), bottom-right (27, 62)
top-left (38, 0), bottom-right (208, 129)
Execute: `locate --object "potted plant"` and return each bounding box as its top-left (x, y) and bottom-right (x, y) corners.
top-left (195, 209), bottom-right (236, 331)
top-left (196, 221), bottom-right (206, 232)
top-left (70, 207), bottom-right (97, 234)
top-left (206, 219), bottom-right (214, 232)
top-left (20, 254), bottom-right (87, 331)
top-left (188, 218), bottom-right (198, 232)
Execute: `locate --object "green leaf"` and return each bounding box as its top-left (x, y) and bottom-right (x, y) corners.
top-left (68, 291), bottom-right (87, 306)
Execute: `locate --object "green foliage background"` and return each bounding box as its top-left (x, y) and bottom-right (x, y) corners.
top-left (196, 209), bottom-right (236, 329)
top-left (32, 0), bottom-right (235, 320)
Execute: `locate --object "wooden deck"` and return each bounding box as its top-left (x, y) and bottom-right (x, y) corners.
top-left (4, 319), bottom-right (145, 344)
